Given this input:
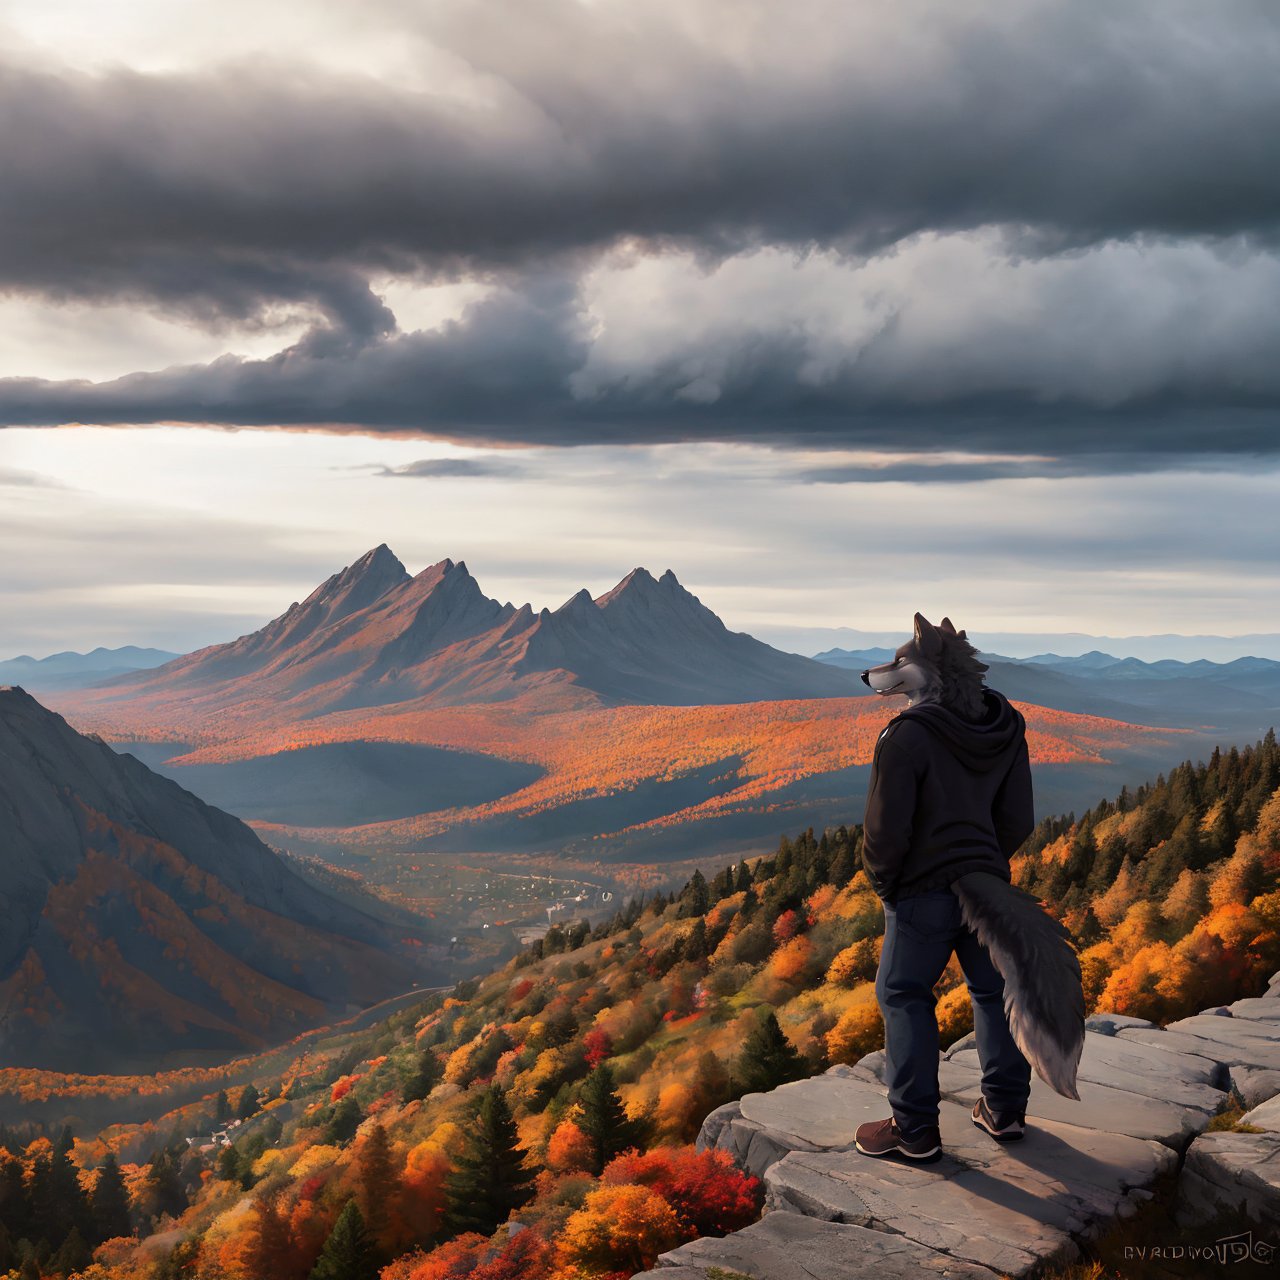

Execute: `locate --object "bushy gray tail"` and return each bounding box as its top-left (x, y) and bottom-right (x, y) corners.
top-left (950, 871), bottom-right (1085, 1100)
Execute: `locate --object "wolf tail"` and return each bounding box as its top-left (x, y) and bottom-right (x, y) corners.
top-left (949, 871), bottom-right (1085, 1100)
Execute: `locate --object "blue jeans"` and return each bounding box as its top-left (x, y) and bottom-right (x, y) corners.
top-left (875, 886), bottom-right (1031, 1135)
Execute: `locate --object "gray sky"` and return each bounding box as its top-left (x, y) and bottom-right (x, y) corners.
top-left (2, 1), bottom-right (1278, 657)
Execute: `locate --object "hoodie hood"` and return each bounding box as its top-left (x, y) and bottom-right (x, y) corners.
top-left (892, 687), bottom-right (1025, 773)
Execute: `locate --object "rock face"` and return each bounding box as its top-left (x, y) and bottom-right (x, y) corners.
top-left (0, 686), bottom-right (425, 1072)
top-left (61, 548), bottom-right (865, 725)
top-left (644, 977), bottom-right (1280, 1279)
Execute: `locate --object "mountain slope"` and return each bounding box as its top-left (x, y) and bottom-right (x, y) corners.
top-left (28, 734), bottom-right (1280, 1280)
top-left (63, 549), bottom-right (864, 731)
top-left (0, 686), bottom-right (429, 1072)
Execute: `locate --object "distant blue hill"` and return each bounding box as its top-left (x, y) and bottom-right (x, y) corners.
top-left (0, 645), bottom-right (180, 690)
top-left (813, 646), bottom-right (1280, 735)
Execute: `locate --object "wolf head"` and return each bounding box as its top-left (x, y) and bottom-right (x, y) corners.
top-left (861, 612), bottom-right (990, 720)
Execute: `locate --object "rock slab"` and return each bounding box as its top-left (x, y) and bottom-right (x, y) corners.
top-left (637, 1209), bottom-right (1002, 1279)
top-left (1176, 1129), bottom-right (1280, 1228)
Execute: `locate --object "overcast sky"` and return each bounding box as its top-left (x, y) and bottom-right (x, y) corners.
top-left (2, 0), bottom-right (1278, 658)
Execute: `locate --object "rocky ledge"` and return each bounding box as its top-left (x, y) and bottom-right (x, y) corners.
top-left (633, 968), bottom-right (1280, 1279)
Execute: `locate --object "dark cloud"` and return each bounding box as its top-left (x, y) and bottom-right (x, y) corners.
top-left (3, 0), bottom-right (1280, 464)
top-left (1, 0), bottom-right (1278, 326)
top-left (4, 266), bottom-right (1280, 463)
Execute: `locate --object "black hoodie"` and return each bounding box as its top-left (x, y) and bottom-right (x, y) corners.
top-left (860, 686), bottom-right (1034, 903)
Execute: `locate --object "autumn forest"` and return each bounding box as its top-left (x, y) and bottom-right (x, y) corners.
top-left (1, 729), bottom-right (1277, 1279)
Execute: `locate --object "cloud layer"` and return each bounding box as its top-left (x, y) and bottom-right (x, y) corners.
top-left (2, 0), bottom-right (1279, 461)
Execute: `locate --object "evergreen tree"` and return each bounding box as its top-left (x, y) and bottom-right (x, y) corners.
top-left (355, 1123), bottom-right (395, 1251)
top-left (442, 1085), bottom-right (536, 1239)
top-left (402, 1048), bottom-right (442, 1103)
top-left (48, 1225), bottom-right (91, 1276)
top-left (326, 1096), bottom-right (364, 1145)
top-left (242, 1194), bottom-right (291, 1278)
top-left (829, 838), bottom-right (858, 888)
top-left (90, 1152), bottom-right (132, 1243)
top-left (236, 1084), bottom-right (260, 1119)
top-left (677, 869), bottom-right (710, 919)
top-left (0, 1153), bottom-right (26, 1239)
top-left (577, 1063), bottom-right (642, 1175)
top-left (733, 1010), bottom-right (807, 1094)
top-left (683, 918), bottom-right (708, 963)
top-left (214, 1090), bottom-right (232, 1125)
top-left (27, 1152), bottom-right (57, 1248)
top-left (734, 859), bottom-right (753, 892)
top-left (309, 1200), bottom-right (378, 1280)
top-left (145, 1149), bottom-right (188, 1220)
top-left (708, 866), bottom-right (729, 900)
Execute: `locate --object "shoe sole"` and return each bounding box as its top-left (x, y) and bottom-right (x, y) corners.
top-left (855, 1137), bottom-right (942, 1160)
top-left (972, 1114), bottom-right (1025, 1142)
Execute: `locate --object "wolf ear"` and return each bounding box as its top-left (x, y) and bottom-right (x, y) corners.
top-left (913, 612), bottom-right (943, 657)
top-left (939, 617), bottom-right (957, 635)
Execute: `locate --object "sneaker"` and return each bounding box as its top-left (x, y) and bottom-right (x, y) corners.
top-left (854, 1116), bottom-right (941, 1160)
top-left (972, 1096), bottom-right (1026, 1141)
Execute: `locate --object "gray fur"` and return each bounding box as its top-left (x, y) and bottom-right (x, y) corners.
top-left (950, 870), bottom-right (1085, 1100)
top-left (864, 613), bottom-right (989, 719)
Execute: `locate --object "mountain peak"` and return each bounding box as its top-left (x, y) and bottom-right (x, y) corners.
top-left (594, 567), bottom-right (662, 608)
top-left (554, 588), bottom-right (597, 616)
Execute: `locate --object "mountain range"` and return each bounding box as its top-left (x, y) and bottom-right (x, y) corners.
top-left (0, 686), bottom-right (431, 1073)
top-left (815, 648), bottom-right (1280, 736)
top-left (71, 546), bottom-right (862, 730)
top-left (32, 551), bottom-right (1188, 878)
top-left (0, 645), bottom-right (179, 690)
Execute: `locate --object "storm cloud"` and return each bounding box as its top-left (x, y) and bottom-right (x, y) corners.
top-left (2, 0), bottom-right (1280, 460)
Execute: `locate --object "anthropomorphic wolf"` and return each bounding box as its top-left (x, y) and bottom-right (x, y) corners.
top-left (851, 612), bottom-right (1085, 1162)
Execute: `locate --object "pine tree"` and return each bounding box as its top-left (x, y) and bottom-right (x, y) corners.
top-left (734, 860), bottom-right (753, 892)
top-left (309, 1200), bottom-right (378, 1280)
top-left (242, 1194), bottom-right (291, 1278)
top-left (677, 869), bottom-right (710, 919)
top-left (402, 1048), bottom-right (442, 1103)
top-left (577, 1063), bottom-right (642, 1175)
top-left (733, 1010), bottom-right (807, 1094)
top-left (326, 1096), bottom-right (364, 1145)
top-left (237, 1084), bottom-right (260, 1119)
top-left (710, 866), bottom-right (734, 900)
top-left (146, 1149), bottom-right (188, 1220)
top-left (0, 1153), bottom-right (27, 1241)
top-left (829, 838), bottom-right (858, 887)
top-left (90, 1152), bottom-right (132, 1243)
top-left (442, 1085), bottom-right (536, 1239)
top-left (49, 1225), bottom-right (92, 1276)
top-left (683, 918), bottom-right (708, 963)
top-left (214, 1090), bottom-right (232, 1125)
top-left (355, 1123), bottom-right (395, 1251)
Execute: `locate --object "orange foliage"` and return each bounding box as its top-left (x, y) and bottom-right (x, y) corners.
top-left (555, 1183), bottom-right (682, 1275)
top-left (766, 935), bottom-right (817, 986)
top-left (598, 1146), bottom-right (762, 1238)
top-left (825, 1000), bottom-right (883, 1065)
top-left (70, 686), bottom-right (1174, 852)
top-left (546, 1121), bottom-right (594, 1174)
